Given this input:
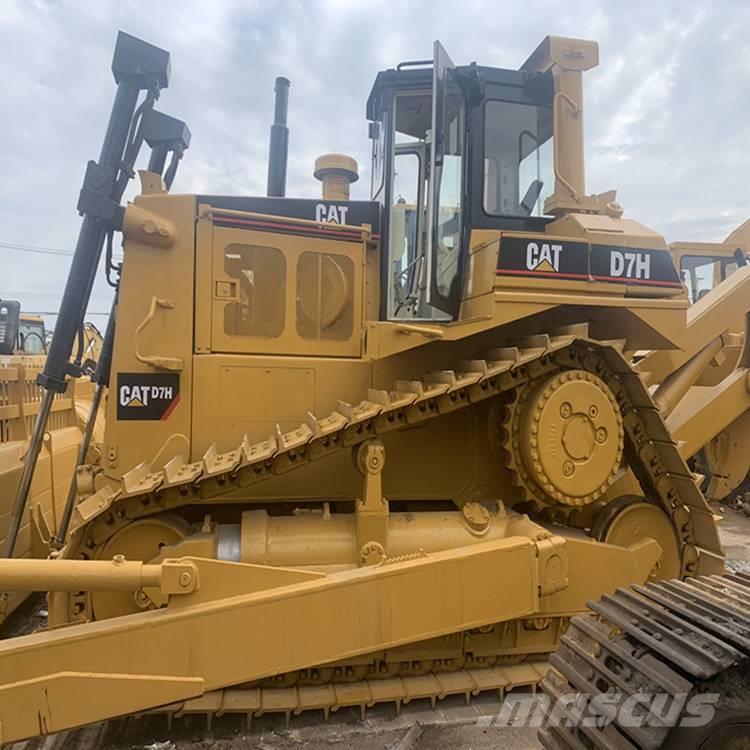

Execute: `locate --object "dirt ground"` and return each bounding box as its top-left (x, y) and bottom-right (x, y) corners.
top-left (3, 507), bottom-right (750, 750)
top-left (714, 503), bottom-right (750, 569)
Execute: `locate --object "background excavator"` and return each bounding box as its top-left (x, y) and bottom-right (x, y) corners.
top-left (0, 31), bottom-right (748, 749)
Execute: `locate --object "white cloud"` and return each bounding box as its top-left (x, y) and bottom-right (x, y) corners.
top-left (2, 0), bottom-right (750, 322)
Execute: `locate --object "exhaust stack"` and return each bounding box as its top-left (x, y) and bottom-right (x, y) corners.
top-left (266, 76), bottom-right (290, 197)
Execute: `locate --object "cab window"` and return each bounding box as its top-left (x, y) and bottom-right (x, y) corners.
top-left (680, 255), bottom-right (741, 303)
top-left (384, 90), bottom-right (433, 319)
top-left (389, 150), bottom-right (423, 316)
top-left (484, 100), bottom-right (553, 217)
top-left (433, 74), bottom-right (465, 300)
top-left (370, 113), bottom-right (387, 201)
top-left (18, 320), bottom-right (46, 354)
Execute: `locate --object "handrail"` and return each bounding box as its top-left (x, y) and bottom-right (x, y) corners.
top-left (200, 206), bottom-right (373, 238)
top-left (396, 59), bottom-right (432, 71)
top-left (133, 297), bottom-right (184, 372)
top-left (394, 323), bottom-right (445, 339)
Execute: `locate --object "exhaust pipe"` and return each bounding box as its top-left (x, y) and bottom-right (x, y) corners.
top-left (266, 76), bottom-right (290, 197)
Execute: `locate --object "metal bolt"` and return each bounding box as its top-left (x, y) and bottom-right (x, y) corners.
top-left (359, 541), bottom-right (385, 566)
top-left (563, 460), bottom-right (574, 477)
top-left (595, 427), bottom-right (607, 444)
top-left (134, 590), bottom-right (150, 608)
top-left (560, 402), bottom-right (572, 418)
top-left (112, 554), bottom-right (125, 565)
top-left (589, 405), bottom-right (599, 418)
top-left (462, 502), bottom-right (490, 532)
top-left (179, 571), bottom-right (192, 588)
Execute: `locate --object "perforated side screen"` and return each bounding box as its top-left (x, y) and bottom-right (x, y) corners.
top-left (223, 244), bottom-right (286, 339)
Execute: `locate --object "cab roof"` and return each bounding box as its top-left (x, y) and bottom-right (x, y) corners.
top-left (366, 61), bottom-right (552, 121)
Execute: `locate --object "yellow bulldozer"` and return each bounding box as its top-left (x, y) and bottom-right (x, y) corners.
top-left (0, 32), bottom-right (748, 749)
top-left (661, 239), bottom-right (750, 503)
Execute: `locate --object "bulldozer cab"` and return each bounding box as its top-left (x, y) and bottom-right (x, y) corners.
top-left (671, 242), bottom-right (749, 303)
top-left (0, 303), bottom-right (47, 355)
top-left (368, 41), bottom-right (555, 321)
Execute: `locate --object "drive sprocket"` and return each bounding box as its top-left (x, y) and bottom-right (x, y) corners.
top-left (503, 368), bottom-right (624, 506)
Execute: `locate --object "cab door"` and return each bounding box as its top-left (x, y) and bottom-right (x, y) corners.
top-left (426, 42), bottom-right (468, 317)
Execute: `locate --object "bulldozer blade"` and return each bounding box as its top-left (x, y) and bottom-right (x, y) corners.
top-left (0, 536), bottom-right (545, 743)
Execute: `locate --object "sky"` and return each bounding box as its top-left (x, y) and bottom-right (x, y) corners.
top-left (2, 0), bottom-right (750, 328)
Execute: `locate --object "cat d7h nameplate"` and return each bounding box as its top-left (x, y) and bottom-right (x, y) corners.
top-left (496, 236), bottom-right (682, 288)
top-left (117, 373), bottom-right (180, 420)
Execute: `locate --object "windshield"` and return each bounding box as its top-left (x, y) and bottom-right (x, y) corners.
top-left (483, 100), bottom-right (553, 217)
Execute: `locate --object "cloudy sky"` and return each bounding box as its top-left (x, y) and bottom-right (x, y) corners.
top-left (2, 0), bottom-right (749, 327)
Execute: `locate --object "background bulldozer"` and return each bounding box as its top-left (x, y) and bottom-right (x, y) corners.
top-left (0, 32), bottom-right (748, 749)
top-left (0, 299), bottom-right (103, 619)
top-left (663, 236), bottom-right (750, 502)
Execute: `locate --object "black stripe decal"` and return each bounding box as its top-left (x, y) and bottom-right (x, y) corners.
top-left (213, 215), bottom-right (378, 243)
top-left (496, 236), bottom-right (682, 288)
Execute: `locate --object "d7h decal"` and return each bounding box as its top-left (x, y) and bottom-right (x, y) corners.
top-left (117, 373), bottom-right (180, 421)
top-left (497, 236), bottom-right (682, 288)
top-left (589, 244), bottom-right (681, 286)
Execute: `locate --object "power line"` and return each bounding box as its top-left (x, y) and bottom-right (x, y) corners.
top-left (23, 311), bottom-right (111, 316)
top-left (0, 241), bottom-right (73, 257)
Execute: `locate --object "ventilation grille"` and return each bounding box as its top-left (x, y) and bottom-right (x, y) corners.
top-left (223, 244), bottom-right (286, 339)
top-left (296, 252), bottom-right (354, 341)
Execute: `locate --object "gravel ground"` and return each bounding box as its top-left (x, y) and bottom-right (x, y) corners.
top-left (3, 508), bottom-right (750, 750)
top-left (715, 503), bottom-right (750, 570)
top-left (31, 695), bottom-right (542, 750)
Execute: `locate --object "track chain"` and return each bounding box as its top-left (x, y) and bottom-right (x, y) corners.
top-left (539, 572), bottom-right (750, 749)
top-left (148, 660), bottom-right (550, 729)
